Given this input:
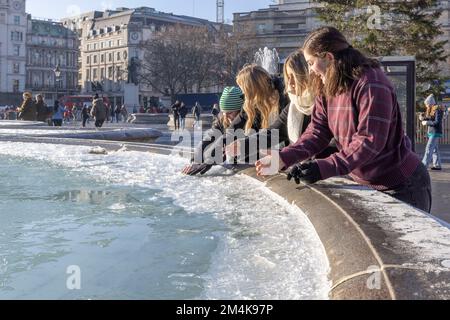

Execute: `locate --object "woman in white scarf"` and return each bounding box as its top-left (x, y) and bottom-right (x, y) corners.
top-left (284, 51), bottom-right (315, 144)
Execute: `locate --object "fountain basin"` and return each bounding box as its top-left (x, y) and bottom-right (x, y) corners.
top-left (0, 136), bottom-right (449, 299)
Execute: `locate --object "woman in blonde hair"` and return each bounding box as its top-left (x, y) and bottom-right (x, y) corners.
top-left (182, 65), bottom-right (287, 175)
top-left (421, 94), bottom-right (444, 171)
top-left (18, 92), bottom-right (37, 121)
top-left (235, 64), bottom-right (285, 134)
top-left (226, 51), bottom-right (337, 163)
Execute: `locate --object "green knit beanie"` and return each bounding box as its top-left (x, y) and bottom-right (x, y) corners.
top-left (220, 87), bottom-right (244, 112)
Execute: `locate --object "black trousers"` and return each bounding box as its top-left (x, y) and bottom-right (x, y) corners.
top-left (174, 116), bottom-right (180, 130)
top-left (95, 119), bottom-right (105, 128)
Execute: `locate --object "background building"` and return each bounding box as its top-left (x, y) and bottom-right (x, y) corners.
top-left (26, 18), bottom-right (79, 104)
top-left (233, 0), bottom-right (321, 61)
top-left (62, 7), bottom-right (222, 109)
top-left (0, 0), bottom-right (27, 106)
top-left (234, 0), bottom-right (450, 79)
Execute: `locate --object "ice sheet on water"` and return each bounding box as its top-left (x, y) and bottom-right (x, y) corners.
top-left (0, 141), bottom-right (331, 300)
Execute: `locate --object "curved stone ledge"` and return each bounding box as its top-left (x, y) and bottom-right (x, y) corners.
top-left (0, 125), bottom-right (162, 143)
top-left (242, 168), bottom-right (450, 300)
top-left (1, 136), bottom-right (449, 300)
top-left (167, 114), bottom-right (214, 129)
top-left (39, 128), bottom-right (163, 142)
top-left (0, 120), bottom-right (47, 127)
top-left (130, 113), bottom-right (171, 125)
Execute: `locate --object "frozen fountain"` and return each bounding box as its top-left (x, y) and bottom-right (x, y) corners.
top-left (254, 47), bottom-right (280, 75)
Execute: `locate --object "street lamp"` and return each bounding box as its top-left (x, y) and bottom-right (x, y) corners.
top-left (54, 63), bottom-right (61, 100)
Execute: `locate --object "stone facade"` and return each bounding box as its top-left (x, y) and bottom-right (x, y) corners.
top-left (62, 7), bottom-right (222, 109)
top-left (26, 18), bottom-right (79, 104)
top-left (233, 0), bottom-right (321, 61)
top-left (0, 0), bottom-right (27, 105)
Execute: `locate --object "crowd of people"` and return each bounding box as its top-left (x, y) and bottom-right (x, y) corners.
top-left (170, 101), bottom-right (204, 130)
top-left (2, 92), bottom-right (131, 128)
top-left (182, 26), bottom-right (445, 213)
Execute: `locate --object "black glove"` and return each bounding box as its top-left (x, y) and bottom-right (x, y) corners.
top-left (287, 161), bottom-right (322, 185)
top-left (185, 163), bottom-right (213, 176)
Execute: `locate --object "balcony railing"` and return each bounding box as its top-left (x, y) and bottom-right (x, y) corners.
top-left (25, 84), bottom-right (80, 92)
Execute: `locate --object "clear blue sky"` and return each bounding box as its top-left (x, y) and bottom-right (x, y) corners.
top-left (26, 0), bottom-right (276, 23)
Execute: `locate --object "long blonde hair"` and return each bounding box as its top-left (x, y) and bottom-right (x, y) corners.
top-left (236, 64), bottom-right (280, 133)
top-left (283, 50), bottom-right (310, 96)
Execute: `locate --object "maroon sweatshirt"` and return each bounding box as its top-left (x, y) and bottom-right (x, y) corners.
top-left (279, 67), bottom-right (420, 190)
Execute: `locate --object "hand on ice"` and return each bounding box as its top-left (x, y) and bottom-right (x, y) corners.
top-left (182, 163), bottom-right (213, 176)
top-left (225, 140), bottom-right (241, 158)
top-left (255, 150), bottom-right (284, 176)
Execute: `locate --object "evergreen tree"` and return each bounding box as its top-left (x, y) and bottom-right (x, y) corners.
top-left (317, 0), bottom-right (449, 97)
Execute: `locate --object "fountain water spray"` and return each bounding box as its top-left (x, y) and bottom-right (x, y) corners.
top-left (254, 47), bottom-right (280, 75)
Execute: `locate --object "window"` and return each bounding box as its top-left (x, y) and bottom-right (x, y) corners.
top-left (14, 16), bottom-right (20, 25)
top-left (93, 68), bottom-right (97, 80)
top-left (86, 69), bottom-right (90, 81)
top-left (280, 23), bottom-right (299, 30)
top-left (109, 52), bottom-right (113, 62)
top-left (93, 55), bottom-right (97, 64)
top-left (10, 31), bottom-right (23, 41)
top-left (108, 66), bottom-right (113, 78)
top-left (87, 55), bottom-right (90, 64)
top-left (13, 63), bottom-right (19, 73)
top-left (116, 66), bottom-right (121, 80)
top-left (100, 54), bottom-right (104, 63)
top-left (257, 24), bottom-right (266, 33)
top-left (117, 39), bottom-right (122, 46)
top-left (117, 52), bottom-right (121, 61)
top-left (13, 45), bottom-right (20, 56)
top-left (13, 80), bottom-right (20, 93)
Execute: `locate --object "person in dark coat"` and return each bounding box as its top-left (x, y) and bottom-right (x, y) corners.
top-left (192, 102), bottom-right (202, 128)
top-left (18, 92), bottom-right (37, 121)
top-left (35, 94), bottom-right (48, 122)
top-left (182, 87), bottom-right (244, 175)
top-left (91, 94), bottom-right (107, 128)
top-left (179, 102), bottom-right (188, 130)
top-left (171, 101), bottom-right (181, 130)
top-left (82, 104), bottom-right (90, 128)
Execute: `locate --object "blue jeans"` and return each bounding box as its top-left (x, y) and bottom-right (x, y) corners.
top-left (422, 136), bottom-right (442, 168)
top-left (180, 117), bottom-right (186, 130)
top-left (383, 163), bottom-right (432, 213)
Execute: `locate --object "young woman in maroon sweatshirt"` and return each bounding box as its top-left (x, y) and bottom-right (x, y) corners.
top-left (256, 26), bottom-right (431, 212)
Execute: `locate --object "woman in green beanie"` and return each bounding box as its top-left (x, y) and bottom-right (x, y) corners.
top-left (182, 86), bottom-right (244, 175)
